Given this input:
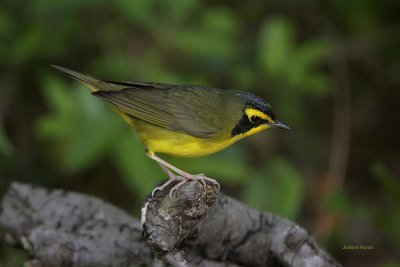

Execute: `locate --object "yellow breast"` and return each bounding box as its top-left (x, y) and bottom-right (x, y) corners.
top-left (124, 115), bottom-right (270, 157)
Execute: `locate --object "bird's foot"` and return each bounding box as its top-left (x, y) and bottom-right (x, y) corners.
top-left (169, 173), bottom-right (220, 198)
top-left (151, 176), bottom-right (184, 197)
top-left (195, 173), bottom-right (220, 189)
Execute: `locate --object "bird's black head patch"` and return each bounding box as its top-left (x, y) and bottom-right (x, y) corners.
top-left (231, 92), bottom-right (276, 137)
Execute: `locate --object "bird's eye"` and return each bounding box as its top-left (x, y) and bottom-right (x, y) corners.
top-left (250, 115), bottom-right (260, 124)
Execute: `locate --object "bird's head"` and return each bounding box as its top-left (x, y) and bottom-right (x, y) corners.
top-left (231, 92), bottom-right (290, 138)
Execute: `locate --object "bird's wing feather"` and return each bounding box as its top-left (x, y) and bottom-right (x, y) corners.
top-left (93, 85), bottom-right (221, 138)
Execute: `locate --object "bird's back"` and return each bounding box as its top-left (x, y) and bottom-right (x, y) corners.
top-left (53, 66), bottom-right (248, 156)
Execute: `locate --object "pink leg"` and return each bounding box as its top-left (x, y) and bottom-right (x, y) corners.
top-left (151, 163), bottom-right (184, 197)
top-left (147, 153), bottom-right (220, 197)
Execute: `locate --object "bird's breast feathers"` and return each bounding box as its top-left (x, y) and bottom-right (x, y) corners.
top-left (132, 116), bottom-right (269, 157)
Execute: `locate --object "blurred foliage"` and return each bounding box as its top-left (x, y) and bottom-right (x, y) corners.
top-left (371, 163), bottom-right (400, 247)
top-left (259, 16), bottom-right (331, 95)
top-left (36, 78), bottom-right (125, 173)
top-left (0, 120), bottom-right (13, 157)
top-left (242, 157), bottom-right (304, 219)
top-left (1, 0), bottom-right (400, 266)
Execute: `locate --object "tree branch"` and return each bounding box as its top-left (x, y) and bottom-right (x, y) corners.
top-left (0, 181), bottom-right (341, 267)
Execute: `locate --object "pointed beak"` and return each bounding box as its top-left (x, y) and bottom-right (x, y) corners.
top-left (271, 120), bottom-right (291, 130)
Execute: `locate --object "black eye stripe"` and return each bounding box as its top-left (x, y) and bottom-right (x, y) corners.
top-left (231, 114), bottom-right (266, 137)
top-left (231, 115), bottom-right (253, 137)
top-left (250, 115), bottom-right (260, 123)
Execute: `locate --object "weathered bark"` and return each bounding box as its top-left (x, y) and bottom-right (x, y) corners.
top-left (0, 181), bottom-right (341, 267)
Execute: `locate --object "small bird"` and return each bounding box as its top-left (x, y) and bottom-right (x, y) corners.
top-left (53, 66), bottom-right (290, 196)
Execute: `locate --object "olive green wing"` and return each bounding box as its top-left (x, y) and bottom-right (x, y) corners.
top-left (92, 85), bottom-right (222, 138)
top-left (52, 65), bottom-right (221, 137)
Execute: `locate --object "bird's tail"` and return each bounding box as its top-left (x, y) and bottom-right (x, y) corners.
top-left (51, 65), bottom-right (121, 92)
top-left (52, 65), bottom-right (137, 127)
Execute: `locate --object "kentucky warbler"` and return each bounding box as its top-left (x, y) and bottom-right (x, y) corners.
top-left (53, 66), bottom-right (290, 195)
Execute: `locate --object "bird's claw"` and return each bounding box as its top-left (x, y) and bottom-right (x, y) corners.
top-left (194, 174), bottom-right (220, 189)
top-left (168, 174), bottom-right (220, 198)
top-left (151, 173), bottom-right (220, 199)
top-left (169, 179), bottom-right (187, 198)
top-left (151, 176), bottom-right (184, 198)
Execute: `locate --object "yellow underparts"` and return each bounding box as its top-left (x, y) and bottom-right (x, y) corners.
top-left (128, 116), bottom-right (270, 157)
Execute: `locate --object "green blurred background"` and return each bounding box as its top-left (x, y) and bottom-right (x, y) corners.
top-left (1, 0), bottom-right (399, 266)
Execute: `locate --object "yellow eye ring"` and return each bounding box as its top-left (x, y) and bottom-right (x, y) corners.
top-left (245, 108), bottom-right (273, 124)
